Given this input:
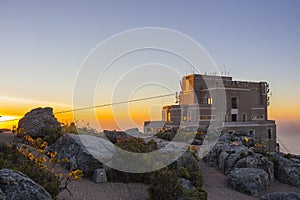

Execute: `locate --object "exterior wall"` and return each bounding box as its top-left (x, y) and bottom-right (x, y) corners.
top-left (222, 121), bottom-right (276, 152)
top-left (144, 74), bottom-right (277, 152)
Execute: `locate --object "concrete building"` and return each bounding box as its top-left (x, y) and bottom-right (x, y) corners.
top-left (144, 74), bottom-right (277, 152)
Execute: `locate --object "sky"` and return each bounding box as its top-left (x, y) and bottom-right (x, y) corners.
top-left (0, 1), bottom-right (299, 152)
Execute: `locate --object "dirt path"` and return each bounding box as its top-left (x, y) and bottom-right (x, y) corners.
top-left (57, 180), bottom-right (148, 200)
top-left (199, 160), bottom-right (257, 200)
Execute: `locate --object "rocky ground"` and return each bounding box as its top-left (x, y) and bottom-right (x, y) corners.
top-left (1, 131), bottom-right (300, 200)
top-left (200, 159), bottom-right (300, 200)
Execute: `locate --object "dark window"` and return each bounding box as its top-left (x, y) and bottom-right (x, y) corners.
top-left (231, 114), bottom-right (237, 122)
top-left (242, 113), bottom-right (247, 121)
top-left (268, 128), bottom-right (272, 139)
top-left (249, 130), bottom-right (254, 135)
top-left (231, 97), bottom-right (238, 108)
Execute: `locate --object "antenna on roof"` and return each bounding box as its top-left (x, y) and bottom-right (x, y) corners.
top-left (223, 60), bottom-right (226, 76)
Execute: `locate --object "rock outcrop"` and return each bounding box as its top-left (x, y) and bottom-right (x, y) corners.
top-left (18, 107), bottom-right (61, 138)
top-left (174, 152), bottom-right (200, 172)
top-left (0, 168), bottom-right (51, 200)
top-left (205, 134), bottom-right (274, 179)
top-left (270, 152), bottom-right (300, 187)
top-left (260, 192), bottom-right (300, 200)
top-left (103, 130), bottom-right (135, 143)
top-left (228, 168), bottom-right (269, 197)
top-left (203, 133), bottom-right (275, 196)
top-left (179, 178), bottom-right (195, 190)
top-left (50, 133), bottom-right (116, 177)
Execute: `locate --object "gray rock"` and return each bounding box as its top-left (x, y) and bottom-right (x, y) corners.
top-left (51, 133), bottom-right (116, 177)
top-left (0, 169), bottom-right (51, 200)
top-left (271, 153), bottom-right (300, 187)
top-left (234, 154), bottom-right (274, 180)
top-left (179, 178), bottom-right (195, 190)
top-left (92, 168), bottom-right (107, 183)
top-left (174, 152), bottom-right (200, 172)
top-left (18, 107), bottom-right (61, 138)
top-left (224, 147), bottom-right (249, 175)
top-left (0, 189), bottom-right (5, 200)
top-left (228, 168), bottom-right (269, 197)
top-left (260, 192), bottom-right (300, 200)
top-left (218, 151), bottom-right (229, 173)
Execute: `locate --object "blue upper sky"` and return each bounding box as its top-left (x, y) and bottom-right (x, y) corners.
top-left (0, 1), bottom-right (299, 125)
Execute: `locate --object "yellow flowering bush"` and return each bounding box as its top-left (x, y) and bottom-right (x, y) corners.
top-left (15, 132), bottom-right (83, 198)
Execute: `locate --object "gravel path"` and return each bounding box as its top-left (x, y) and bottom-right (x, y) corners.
top-left (200, 160), bottom-right (257, 200)
top-left (57, 180), bottom-right (148, 200)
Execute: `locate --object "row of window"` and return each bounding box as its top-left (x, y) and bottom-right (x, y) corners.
top-left (166, 112), bottom-right (265, 122)
top-left (228, 128), bottom-right (273, 139)
top-left (231, 114), bottom-right (264, 122)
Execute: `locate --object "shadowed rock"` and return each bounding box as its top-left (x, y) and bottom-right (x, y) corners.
top-left (270, 152), bottom-right (300, 187)
top-left (228, 168), bottom-right (269, 197)
top-left (0, 169), bottom-right (51, 200)
top-left (18, 107), bottom-right (61, 138)
top-left (260, 192), bottom-right (300, 200)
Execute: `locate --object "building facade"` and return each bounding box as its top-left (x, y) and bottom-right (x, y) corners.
top-left (144, 74), bottom-right (277, 152)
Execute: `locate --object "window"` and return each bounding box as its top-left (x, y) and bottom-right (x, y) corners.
top-left (268, 128), bottom-right (272, 139)
top-left (231, 114), bottom-right (237, 122)
top-left (200, 115), bottom-right (214, 120)
top-left (185, 79), bottom-right (190, 91)
top-left (207, 98), bottom-right (213, 105)
top-left (251, 115), bottom-right (264, 120)
top-left (167, 112), bottom-right (171, 122)
top-left (249, 130), bottom-right (255, 135)
top-left (231, 97), bottom-right (238, 108)
top-left (242, 113), bottom-right (247, 121)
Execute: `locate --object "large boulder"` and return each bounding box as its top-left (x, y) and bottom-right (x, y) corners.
top-left (260, 192), bottom-right (300, 200)
top-left (228, 168), bottom-right (269, 197)
top-left (222, 146), bottom-right (252, 174)
top-left (271, 153), bottom-right (300, 187)
top-left (0, 169), bottom-right (51, 200)
top-left (50, 133), bottom-right (116, 177)
top-left (234, 153), bottom-right (274, 180)
top-left (18, 107), bottom-right (61, 138)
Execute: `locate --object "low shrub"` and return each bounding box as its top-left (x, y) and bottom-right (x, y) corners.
top-left (0, 143), bottom-right (61, 198)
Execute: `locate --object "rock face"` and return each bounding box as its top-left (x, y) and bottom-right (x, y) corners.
top-left (0, 168), bottom-right (51, 200)
top-left (173, 152), bottom-right (200, 172)
top-left (51, 133), bottom-right (116, 177)
top-left (18, 107), bottom-right (61, 138)
top-left (228, 168), bottom-right (270, 197)
top-left (260, 192), bottom-right (300, 200)
top-left (103, 130), bottom-right (135, 143)
top-left (270, 152), bottom-right (300, 187)
top-left (179, 178), bottom-right (195, 190)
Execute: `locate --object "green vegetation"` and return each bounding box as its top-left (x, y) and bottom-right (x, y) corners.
top-left (106, 138), bottom-right (207, 200)
top-left (0, 131), bottom-right (83, 199)
top-left (284, 153), bottom-right (294, 159)
top-left (61, 122), bottom-right (78, 134)
top-left (155, 129), bottom-right (206, 145)
top-left (0, 142), bottom-right (61, 198)
top-left (148, 169), bottom-right (182, 200)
